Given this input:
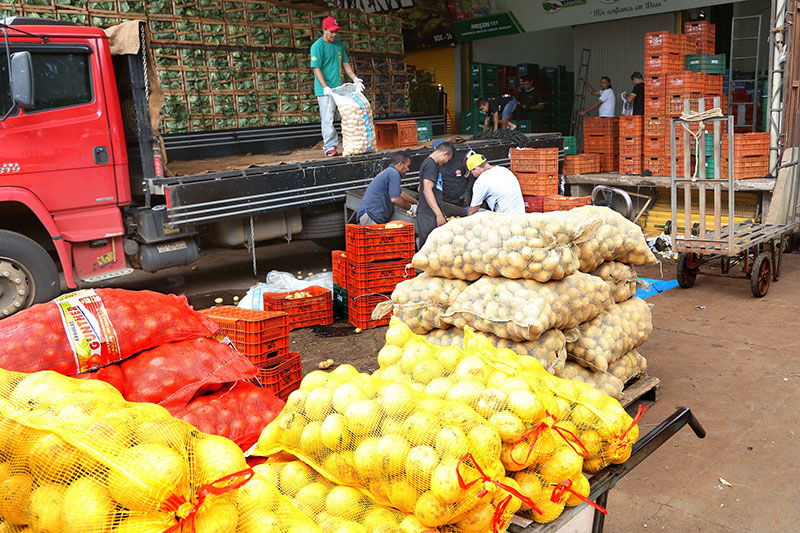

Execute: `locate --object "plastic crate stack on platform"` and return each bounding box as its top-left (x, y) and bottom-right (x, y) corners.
top-left (199, 306), bottom-right (300, 399)
top-left (344, 221), bottom-right (415, 329)
top-left (563, 153), bottom-right (600, 175)
top-left (510, 148), bottom-right (559, 213)
top-left (583, 117), bottom-right (619, 172)
top-left (720, 132), bottom-right (771, 179)
top-left (619, 116), bottom-right (645, 174)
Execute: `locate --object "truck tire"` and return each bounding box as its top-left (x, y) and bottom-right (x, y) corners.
top-left (296, 204), bottom-right (346, 242)
top-left (0, 230), bottom-right (60, 318)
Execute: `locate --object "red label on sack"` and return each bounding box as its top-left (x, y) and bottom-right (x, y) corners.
top-left (55, 289), bottom-right (121, 372)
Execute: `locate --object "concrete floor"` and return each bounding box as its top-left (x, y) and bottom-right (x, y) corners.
top-left (605, 258), bottom-right (800, 532)
top-left (94, 241), bottom-right (800, 531)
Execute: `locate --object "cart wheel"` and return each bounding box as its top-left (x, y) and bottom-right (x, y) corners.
top-left (677, 252), bottom-right (700, 288)
top-left (751, 253), bottom-right (771, 298)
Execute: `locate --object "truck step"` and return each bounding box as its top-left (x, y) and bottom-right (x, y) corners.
top-left (80, 268), bottom-right (134, 284)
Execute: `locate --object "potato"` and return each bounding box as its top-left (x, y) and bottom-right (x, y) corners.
top-left (422, 328), bottom-right (567, 376)
top-left (562, 206), bottom-right (657, 272)
top-left (566, 298), bottom-right (652, 372)
top-left (391, 274), bottom-right (471, 333)
top-left (441, 273), bottom-right (612, 342)
top-left (609, 350), bottom-right (647, 383)
top-left (591, 262), bottom-right (638, 303)
top-left (557, 361), bottom-right (625, 399)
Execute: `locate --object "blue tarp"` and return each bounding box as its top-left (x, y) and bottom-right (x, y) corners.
top-left (635, 278), bottom-right (680, 299)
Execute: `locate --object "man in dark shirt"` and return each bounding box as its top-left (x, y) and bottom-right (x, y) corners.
top-left (435, 140), bottom-right (474, 208)
top-left (515, 75), bottom-right (543, 125)
top-left (621, 72), bottom-right (645, 116)
top-left (356, 152), bottom-right (416, 224)
top-left (416, 141), bottom-right (454, 249)
top-left (478, 94), bottom-right (518, 131)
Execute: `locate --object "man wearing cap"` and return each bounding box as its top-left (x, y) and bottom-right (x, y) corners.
top-left (356, 152), bottom-right (417, 225)
top-left (311, 16), bottom-right (364, 157)
top-left (466, 153), bottom-right (525, 215)
top-left (416, 141), bottom-right (454, 248)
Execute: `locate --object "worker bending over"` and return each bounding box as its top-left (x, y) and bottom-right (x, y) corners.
top-left (466, 153), bottom-right (525, 215)
top-left (356, 152), bottom-right (416, 225)
top-left (478, 95), bottom-right (518, 131)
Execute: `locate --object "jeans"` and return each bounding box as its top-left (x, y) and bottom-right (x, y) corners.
top-left (318, 95), bottom-right (338, 152)
top-left (501, 98), bottom-right (518, 119)
top-left (358, 212), bottom-right (377, 225)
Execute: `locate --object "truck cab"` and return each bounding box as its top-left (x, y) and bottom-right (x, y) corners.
top-left (1, 18), bottom-right (133, 316)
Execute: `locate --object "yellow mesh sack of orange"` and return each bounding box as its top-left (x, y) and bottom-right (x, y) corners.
top-left (252, 364), bottom-right (531, 530)
top-left (0, 368), bottom-right (320, 533)
top-left (421, 327), bottom-right (567, 376)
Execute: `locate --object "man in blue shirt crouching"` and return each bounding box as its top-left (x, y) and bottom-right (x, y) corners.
top-left (356, 152), bottom-right (417, 225)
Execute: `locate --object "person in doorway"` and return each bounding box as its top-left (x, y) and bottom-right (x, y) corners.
top-left (466, 153), bottom-right (525, 215)
top-left (478, 94), bottom-right (518, 131)
top-left (578, 76), bottom-right (616, 118)
top-left (310, 16), bottom-right (363, 157)
top-left (416, 141), bottom-right (454, 248)
top-left (436, 140), bottom-right (474, 208)
top-left (515, 75), bottom-right (544, 126)
top-left (621, 71), bottom-right (645, 116)
top-left (356, 152), bottom-right (417, 225)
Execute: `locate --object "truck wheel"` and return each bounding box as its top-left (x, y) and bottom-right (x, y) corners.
top-left (0, 230), bottom-right (60, 318)
top-left (296, 204), bottom-right (346, 240)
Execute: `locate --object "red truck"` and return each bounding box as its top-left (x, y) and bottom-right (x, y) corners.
top-left (0, 17), bottom-right (556, 318)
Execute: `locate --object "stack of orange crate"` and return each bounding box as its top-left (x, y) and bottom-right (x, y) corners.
top-left (720, 132), bottom-right (770, 179)
top-left (619, 116), bottom-right (644, 174)
top-left (263, 286), bottom-right (333, 331)
top-left (644, 31), bottom-right (687, 175)
top-left (199, 306), bottom-right (300, 399)
top-left (510, 148), bottom-right (560, 211)
top-left (344, 221), bottom-right (415, 329)
top-left (564, 153), bottom-right (601, 175)
top-left (542, 195), bottom-right (592, 212)
top-left (583, 117), bottom-right (619, 171)
top-left (684, 20), bottom-right (715, 55)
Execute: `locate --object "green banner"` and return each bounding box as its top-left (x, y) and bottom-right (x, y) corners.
top-left (453, 12), bottom-right (524, 41)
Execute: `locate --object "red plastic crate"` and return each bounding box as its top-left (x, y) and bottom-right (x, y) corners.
top-left (620, 136), bottom-right (644, 151)
top-left (345, 222), bottom-right (415, 263)
top-left (231, 336), bottom-right (290, 366)
top-left (523, 195), bottom-right (546, 213)
top-left (509, 148), bottom-right (559, 173)
top-left (199, 306), bottom-right (289, 345)
top-left (583, 117), bottom-right (619, 135)
top-left (597, 153), bottom-right (618, 172)
top-left (263, 286), bottom-right (333, 330)
top-left (346, 258), bottom-right (413, 295)
top-left (721, 133), bottom-right (770, 158)
top-left (584, 135), bottom-right (619, 154)
top-left (348, 293), bottom-right (392, 329)
top-left (619, 116), bottom-right (644, 136)
top-left (331, 250), bottom-right (348, 290)
top-left (644, 95), bottom-right (665, 115)
top-left (645, 54), bottom-right (684, 76)
top-left (619, 155), bottom-right (643, 175)
top-left (375, 120), bottom-right (418, 148)
top-left (258, 352), bottom-right (302, 397)
top-left (647, 75), bottom-right (666, 96)
top-left (515, 172), bottom-right (559, 196)
top-left (276, 377), bottom-right (301, 401)
top-left (685, 21), bottom-right (715, 38)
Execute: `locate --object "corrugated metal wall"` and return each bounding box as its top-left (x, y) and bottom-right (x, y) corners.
top-left (406, 47), bottom-right (457, 131)
top-left (573, 13), bottom-right (679, 116)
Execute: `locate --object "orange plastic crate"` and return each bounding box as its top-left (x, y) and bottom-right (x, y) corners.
top-left (346, 258), bottom-right (413, 295)
top-left (647, 75), bottom-right (666, 95)
top-left (348, 293), bottom-right (392, 329)
top-left (684, 21), bottom-right (715, 38)
top-left (619, 155), bottom-right (643, 175)
top-left (331, 250), bottom-right (348, 290)
top-left (374, 120), bottom-right (418, 149)
top-left (564, 154), bottom-right (601, 175)
top-left (509, 148), bottom-right (559, 173)
top-left (644, 116), bottom-right (668, 136)
top-left (597, 153), bottom-right (618, 172)
top-left (721, 133), bottom-right (770, 158)
top-left (644, 95), bottom-right (665, 115)
top-left (542, 195), bottom-right (591, 212)
top-left (231, 336), bottom-right (290, 365)
top-left (345, 222), bottom-right (415, 263)
top-left (584, 135), bottom-right (619, 153)
top-left (645, 54), bottom-right (684, 76)
top-left (199, 306), bottom-right (289, 345)
top-left (515, 172), bottom-right (559, 196)
top-left (583, 117), bottom-right (619, 135)
top-left (258, 352), bottom-right (302, 397)
top-left (619, 116), bottom-right (644, 136)
top-left (263, 286), bottom-right (333, 330)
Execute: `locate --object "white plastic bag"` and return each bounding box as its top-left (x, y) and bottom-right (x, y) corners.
top-left (330, 82), bottom-right (375, 156)
top-left (238, 270), bottom-right (334, 310)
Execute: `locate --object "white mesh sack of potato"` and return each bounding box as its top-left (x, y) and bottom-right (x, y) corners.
top-left (441, 273), bottom-right (612, 342)
top-left (557, 361), bottom-right (626, 399)
top-left (566, 297), bottom-right (652, 372)
top-left (592, 262), bottom-right (639, 303)
top-left (611, 350), bottom-right (647, 383)
top-left (388, 273), bottom-right (471, 333)
top-left (330, 83), bottom-right (375, 157)
top-left (422, 327), bottom-right (567, 376)
top-left (562, 206), bottom-right (657, 272)
top-left (411, 212), bottom-right (601, 282)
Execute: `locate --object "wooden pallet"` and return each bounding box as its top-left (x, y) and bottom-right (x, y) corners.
top-left (620, 374), bottom-right (662, 409)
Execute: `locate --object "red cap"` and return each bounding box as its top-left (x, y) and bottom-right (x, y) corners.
top-left (322, 16), bottom-right (341, 31)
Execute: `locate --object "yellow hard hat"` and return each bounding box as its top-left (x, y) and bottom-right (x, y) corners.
top-left (466, 153), bottom-right (487, 171)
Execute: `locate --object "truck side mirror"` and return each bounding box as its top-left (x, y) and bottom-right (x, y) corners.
top-left (10, 51), bottom-right (34, 109)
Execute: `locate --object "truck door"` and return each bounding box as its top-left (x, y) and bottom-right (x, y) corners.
top-left (0, 41), bottom-right (123, 241)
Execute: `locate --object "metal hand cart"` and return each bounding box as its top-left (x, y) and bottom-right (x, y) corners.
top-left (670, 101), bottom-right (800, 297)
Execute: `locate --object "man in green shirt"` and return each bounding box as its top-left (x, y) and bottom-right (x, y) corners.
top-left (310, 16), bottom-right (363, 157)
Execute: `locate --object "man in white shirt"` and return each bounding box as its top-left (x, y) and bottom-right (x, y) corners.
top-left (465, 153), bottom-right (526, 215)
top-left (579, 76), bottom-right (616, 118)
